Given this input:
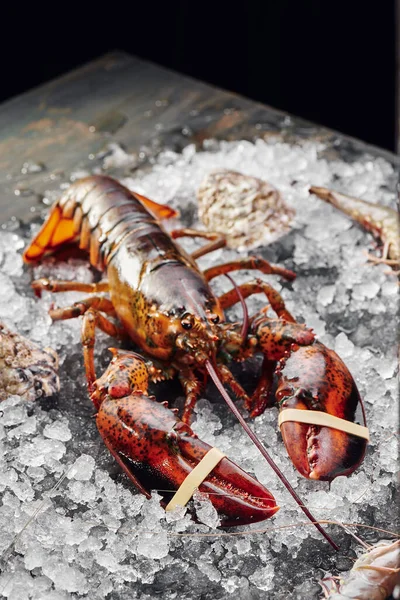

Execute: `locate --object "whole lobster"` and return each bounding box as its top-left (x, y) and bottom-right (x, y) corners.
top-left (23, 176), bottom-right (367, 540)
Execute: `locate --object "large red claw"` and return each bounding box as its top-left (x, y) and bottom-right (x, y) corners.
top-left (97, 393), bottom-right (278, 525)
top-left (92, 348), bottom-right (277, 524)
top-left (176, 427), bottom-right (279, 525)
top-left (276, 342), bottom-right (367, 481)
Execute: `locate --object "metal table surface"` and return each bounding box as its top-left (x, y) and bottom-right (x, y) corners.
top-left (0, 51), bottom-right (398, 224)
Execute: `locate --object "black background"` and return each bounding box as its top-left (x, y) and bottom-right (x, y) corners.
top-left (1, 2), bottom-right (397, 152)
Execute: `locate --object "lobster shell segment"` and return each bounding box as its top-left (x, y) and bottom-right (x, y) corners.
top-left (96, 393), bottom-right (278, 525)
top-left (276, 342), bottom-right (367, 481)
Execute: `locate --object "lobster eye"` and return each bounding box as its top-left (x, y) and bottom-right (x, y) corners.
top-left (211, 315), bottom-right (220, 324)
top-left (181, 319), bottom-right (193, 330)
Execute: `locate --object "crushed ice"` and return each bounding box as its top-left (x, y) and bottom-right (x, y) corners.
top-left (0, 138), bottom-right (398, 599)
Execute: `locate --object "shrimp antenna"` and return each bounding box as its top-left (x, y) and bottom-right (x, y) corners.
top-left (205, 359), bottom-right (339, 551)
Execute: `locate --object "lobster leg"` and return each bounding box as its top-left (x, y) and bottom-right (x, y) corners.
top-left (215, 279), bottom-right (315, 416)
top-left (246, 357), bottom-right (277, 417)
top-left (81, 308), bottom-right (124, 391)
top-left (49, 296), bottom-right (117, 320)
top-left (31, 278), bottom-right (109, 296)
top-left (171, 228), bottom-right (226, 259)
top-left (217, 316), bottom-right (314, 417)
top-left (49, 297), bottom-right (125, 390)
top-left (218, 363), bottom-right (249, 404)
top-left (146, 361), bottom-right (177, 384)
top-left (203, 257), bottom-right (296, 282)
top-left (213, 277), bottom-right (307, 416)
top-left (217, 278), bottom-right (296, 322)
top-left (179, 368), bottom-right (204, 424)
top-left (180, 363), bottom-right (250, 425)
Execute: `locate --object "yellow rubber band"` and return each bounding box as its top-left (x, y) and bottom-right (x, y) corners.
top-left (165, 447), bottom-right (226, 512)
top-left (278, 409), bottom-right (369, 442)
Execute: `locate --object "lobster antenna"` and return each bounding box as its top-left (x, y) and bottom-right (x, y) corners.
top-left (224, 274), bottom-right (249, 341)
top-left (205, 359), bottom-right (339, 551)
top-left (359, 395), bottom-right (368, 427)
top-left (336, 521), bottom-right (371, 550)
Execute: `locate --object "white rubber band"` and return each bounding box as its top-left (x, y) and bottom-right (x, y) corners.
top-left (165, 447), bottom-right (226, 512)
top-left (278, 409), bottom-right (369, 442)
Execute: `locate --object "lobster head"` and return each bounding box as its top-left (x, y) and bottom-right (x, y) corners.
top-left (276, 342), bottom-right (367, 481)
top-left (140, 265), bottom-right (225, 366)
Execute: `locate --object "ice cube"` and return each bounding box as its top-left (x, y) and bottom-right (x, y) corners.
top-left (43, 421), bottom-right (72, 442)
top-left (375, 357), bottom-right (398, 380)
top-left (7, 416), bottom-right (37, 439)
top-left (95, 548), bottom-right (120, 572)
top-left (334, 332), bottom-right (355, 358)
top-left (1, 397), bottom-right (27, 426)
top-left (17, 438), bottom-right (66, 468)
top-left (197, 559), bottom-right (221, 582)
top-left (352, 281), bottom-right (380, 301)
top-left (67, 455), bottom-right (95, 481)
top-left (193, 492), bottom-right (221, 529)
top-left (249, 564), bottom-right (275, 591)
top-left (42, 558), bottom-right (88, 593)
top-left (24, 545), bottom-right (48, 570)
top-left (317, 285), bottom-right (336, 307)
top-left (137, 530), bottom-right (170, 559)
top-left (67, 481), bottom-right (96, 504)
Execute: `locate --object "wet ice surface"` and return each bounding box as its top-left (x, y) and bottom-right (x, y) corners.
top-left (0, 138), bottom-right (398, 600)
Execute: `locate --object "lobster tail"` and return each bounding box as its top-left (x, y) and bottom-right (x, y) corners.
top-left (23, 176), bottom-right (178, 268)
top-left (23, 178), bottom-right (100, 265)
top-left (23, 203), bottom-right (77, 263)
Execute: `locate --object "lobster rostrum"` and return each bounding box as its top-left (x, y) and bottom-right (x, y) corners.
top-left (23, 175), bottom-right (367, 541)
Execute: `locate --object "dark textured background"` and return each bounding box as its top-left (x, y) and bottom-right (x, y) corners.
top-left (1, 1), bottom-right (396, 152)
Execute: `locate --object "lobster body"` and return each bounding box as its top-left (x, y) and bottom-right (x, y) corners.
top-left (24, 175), bottom-right (368, 508)
top-left (25, 176), bottom-right (223, 363)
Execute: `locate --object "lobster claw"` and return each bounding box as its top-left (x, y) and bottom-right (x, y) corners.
top-left (91, 348), bottom-right (277, 524)
top-left (276, 342), bottom-right (367, 481)
top-left (96, 393), bottom-right (278, 525)
top-left (169, 418), bottom-right (279, 525)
